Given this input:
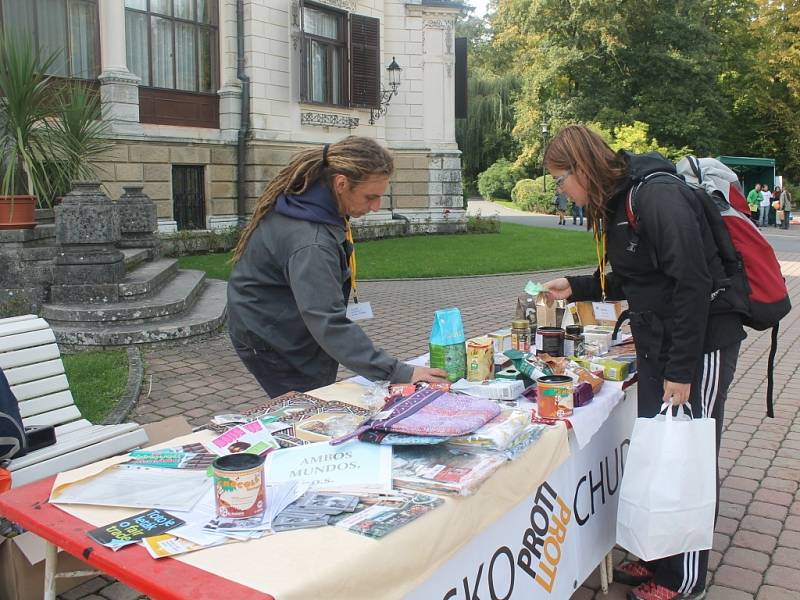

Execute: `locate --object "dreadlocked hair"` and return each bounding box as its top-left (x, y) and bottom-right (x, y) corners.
top-left (232, 136), bottom-right (394, 263)
top-left (543, 125), bottom-right (628, 228)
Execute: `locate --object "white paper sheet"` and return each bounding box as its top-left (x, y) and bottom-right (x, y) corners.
top-left (50, 465), bottom-right (211, 512)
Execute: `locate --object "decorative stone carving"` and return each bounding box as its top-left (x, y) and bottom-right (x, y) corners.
top-left (422, 17), bottom-right (456, 30)
top-left (301, 111), bottom-right (359, 129)
top-left (51, 182), bottom-right (125, 303)
top-left (314, 0), bottom-right (357, 11)
top-left (118, 185), bottom-right (160, 259)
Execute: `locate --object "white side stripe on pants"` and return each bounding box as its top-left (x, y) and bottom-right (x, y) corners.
top-left (679, 350), bottom-right (719, 594)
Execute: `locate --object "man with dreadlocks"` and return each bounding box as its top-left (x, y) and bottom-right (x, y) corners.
top-left (227, 136), bottom-right (447, 397)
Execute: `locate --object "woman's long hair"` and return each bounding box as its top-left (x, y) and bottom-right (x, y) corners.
top-left (543, 125), bottom-right (628, 225)
top-left (232, 136), bottom-right (394, 263)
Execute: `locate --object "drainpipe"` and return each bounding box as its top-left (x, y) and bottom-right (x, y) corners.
top-left (236, 0), bottom-right (251, 223)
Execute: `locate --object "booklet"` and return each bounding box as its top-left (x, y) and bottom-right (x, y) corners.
top-left (392, 446), bottom-right (507, 496)
top-left (206, 419), bottom-right (281, 456)
top-left (265, 440), bottom-right (392, 493)
top-left (87, 509), bottom-right (184, 551)
top-left (332, 491), bottom-right (444, 539)
top-left (126, 443), bottom-right (216, 470)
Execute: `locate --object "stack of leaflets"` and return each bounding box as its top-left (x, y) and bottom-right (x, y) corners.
top-left (205, 419), bottom-right (282, 456)
top-left (208, 392), bottom-right (372, 447)
top-left (125, 443), bottom-right (216, 470)
top-left (272, 492), bottom-right (359, 532)
top-left (331, 491), bottom-right (444, 539)
top-left (87, 509), bottom-right (184, 551)
top-left (392, 446), bottom-right (507, 496)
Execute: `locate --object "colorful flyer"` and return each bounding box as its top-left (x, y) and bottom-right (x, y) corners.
top-left (87, 509), bottom-right (185, 551)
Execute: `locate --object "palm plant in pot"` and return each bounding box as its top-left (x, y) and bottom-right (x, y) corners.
top-left (0, 34), bottom-right (110, 229)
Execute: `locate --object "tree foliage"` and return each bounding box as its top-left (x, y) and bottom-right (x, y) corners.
top-left (463, 0), bottom-right (800, 184)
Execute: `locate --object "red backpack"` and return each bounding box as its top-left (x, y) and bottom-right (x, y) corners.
top-left (627, 156), bottom-right (790, 416)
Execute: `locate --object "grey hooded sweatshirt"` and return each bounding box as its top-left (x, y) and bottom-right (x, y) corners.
top-left (227, 180), bottom-right (414, 385)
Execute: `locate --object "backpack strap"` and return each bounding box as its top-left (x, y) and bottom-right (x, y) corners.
top-left (766, 324), bottom-right (779, 418)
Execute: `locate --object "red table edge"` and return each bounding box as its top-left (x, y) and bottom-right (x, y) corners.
top-left (0, 476), bottom-right (274, 600)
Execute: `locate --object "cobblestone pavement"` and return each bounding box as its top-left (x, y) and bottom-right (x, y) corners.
top-left (65, 251), bottom-right (800, 600)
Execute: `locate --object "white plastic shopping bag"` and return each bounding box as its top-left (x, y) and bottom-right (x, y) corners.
top-left (616, 403), bottom-right (717, 561)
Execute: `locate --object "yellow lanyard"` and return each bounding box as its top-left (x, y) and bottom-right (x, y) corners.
top-left (593, 220), bottom-right (607, 302)
top-left (345, 220), bottom-right (358, 303)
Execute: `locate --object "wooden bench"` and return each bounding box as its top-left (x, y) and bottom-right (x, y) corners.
top-left (0, 315), bottom-right (149, 487)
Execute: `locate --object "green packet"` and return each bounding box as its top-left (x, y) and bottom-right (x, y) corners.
top-left (524, 281), bottom-right (546, 295)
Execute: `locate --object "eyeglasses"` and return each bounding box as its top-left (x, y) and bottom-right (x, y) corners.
top-left (554, 170), bottom-right (572, 189)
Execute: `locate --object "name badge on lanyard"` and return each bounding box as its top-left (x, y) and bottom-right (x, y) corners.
top-left (344, 220), bottom-right (373, 321)
top-left (347, 302), bottom-right (374, 321)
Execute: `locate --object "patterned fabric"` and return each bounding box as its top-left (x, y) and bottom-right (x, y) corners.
top-left (628, 581), bottom-right (706, 600)
top-left (331, 388), bottom-right (501, 445)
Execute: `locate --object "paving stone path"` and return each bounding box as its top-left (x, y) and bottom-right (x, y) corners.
top-left (64, 251), bottom-right (800, 600)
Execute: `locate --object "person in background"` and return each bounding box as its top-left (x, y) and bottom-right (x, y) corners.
top-left (747, 183), bottom-right (762, 224)
top-left (227, 136), bottom-right (447, 397)
top-left (780, 185), bottom-right (794, 230)
top-left (572, 198), bottom-right (585, 226)
top-left (554, 190), bottom-right (568, 225)
top-left (542, 125), bottom-right (745, 600)
top-left (759, 184), bottom-right (771, 227)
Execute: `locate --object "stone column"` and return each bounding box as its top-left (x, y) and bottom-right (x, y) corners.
top-left (51, 182), bottom-right (125, 304)
top-left (118, 186), bottom-right (160, 259)
top-left (98, 0), bottom-right (143, 135)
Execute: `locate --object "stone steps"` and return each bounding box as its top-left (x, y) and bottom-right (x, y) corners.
top-left (121, 248), bottom-right (149, 270)
top-left (43, 269), bottom-right (206, 325)
top-left (119, 258), bottom-right (179, 300)
top-left (51, 279), bottom-right (228, 347)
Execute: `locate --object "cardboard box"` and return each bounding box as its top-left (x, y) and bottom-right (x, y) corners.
top-left (0, 533), bottom-right (95, 600)
top-left (571, 301), bottom-right (626, 327)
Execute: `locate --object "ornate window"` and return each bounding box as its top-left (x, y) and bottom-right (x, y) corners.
top-left (124, 0), bottom-right (218, 94)
top-left (0, 0), bottom-right (100, 79)
top-left (300, 1), bottom-right (379, 109)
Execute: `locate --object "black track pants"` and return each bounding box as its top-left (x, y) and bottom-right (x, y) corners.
top-left (635, 341), bottom-right (741, 594)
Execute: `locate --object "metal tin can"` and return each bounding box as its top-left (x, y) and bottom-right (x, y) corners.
top-left (511, 319), bottom-right (531, 352)
top-left (212, 453), bottom-right (266, 519)
top-left (535, 326), bottom-right (565, 356)
top-left (536, 375), bottom-right (574, 418)
top-left (564, 324), bottom-right (585, 357)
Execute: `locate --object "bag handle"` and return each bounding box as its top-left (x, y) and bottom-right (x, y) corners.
top-left (659, 401), bottom-right (693, 422)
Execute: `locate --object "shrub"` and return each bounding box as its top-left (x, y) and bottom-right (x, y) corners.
top-left (467, 213), bottom-right (501, 233)
top-left (477, 158), bottom-right (520, 200)
top-left (512, 177), bottom-right (557, 214)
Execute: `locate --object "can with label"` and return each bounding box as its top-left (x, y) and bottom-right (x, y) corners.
top-left (212, 453), bottom-right (266, 519)
top-left (536, 374), bottom-right (574, 418)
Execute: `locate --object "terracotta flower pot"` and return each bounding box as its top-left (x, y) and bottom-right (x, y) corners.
top-left (0, 195), bottom-right (37, 229)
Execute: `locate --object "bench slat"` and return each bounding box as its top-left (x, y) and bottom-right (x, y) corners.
top-left (55, 419), bottom-right (93, 435)
top-left (5, 358), bottom-right (65, 386)
top-left (10, 428), bottom-right (150, 487)
top-left (11, 374), bottom-right (70, 402)
top-left (18, 390), bottom-right (75, 419)
top-left (23, 405), bottom-right (82, 428)
top-left (0, 328), bottom-right (56, 353)
top-left (0, 343), bottom-right (62, 370)
top-left (10, 422), bottom-right (145, 471)
top-left (0, 317), bottom-right (50, 337)
top-left (0, 314), bottom-right (38, 326)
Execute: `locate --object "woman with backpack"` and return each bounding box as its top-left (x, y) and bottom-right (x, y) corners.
top-left (541, 125), bottom-right (746, 600)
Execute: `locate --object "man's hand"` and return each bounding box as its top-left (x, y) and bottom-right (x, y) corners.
top-left (663, 380), bottom-right (691, 405)
top-left (544, 277), bottom-right (573, 300)
top-left (410, 367), bottom-right (449, 383)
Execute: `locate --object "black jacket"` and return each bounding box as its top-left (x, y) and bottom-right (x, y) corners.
top-left (567, 152), bottom-right (745, 384)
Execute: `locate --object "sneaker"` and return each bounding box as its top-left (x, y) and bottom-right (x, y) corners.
top-left (614, 561), bottom-right (654, 585)
top-left (627, 581), bottom-right (706, 600)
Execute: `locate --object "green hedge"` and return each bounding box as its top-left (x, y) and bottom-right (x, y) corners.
top-left (477, 158), bottom-right (521, 200)
top-left (512, 176), bottom-right (557, 214)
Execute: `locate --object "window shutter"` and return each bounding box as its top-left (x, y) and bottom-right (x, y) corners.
top-left (349, 14), bottom-right (379, 108)
top-left (455, 37), bottom-right (468, 119)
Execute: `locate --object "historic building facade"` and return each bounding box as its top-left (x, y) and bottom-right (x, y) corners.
top-left (0, 0), bottom-right (465, 234)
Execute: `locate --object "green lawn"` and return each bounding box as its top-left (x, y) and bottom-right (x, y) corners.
top-left (178, 223), bottom-right (595, 279)
top-left (63, 349), bottom-right (129, 423)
